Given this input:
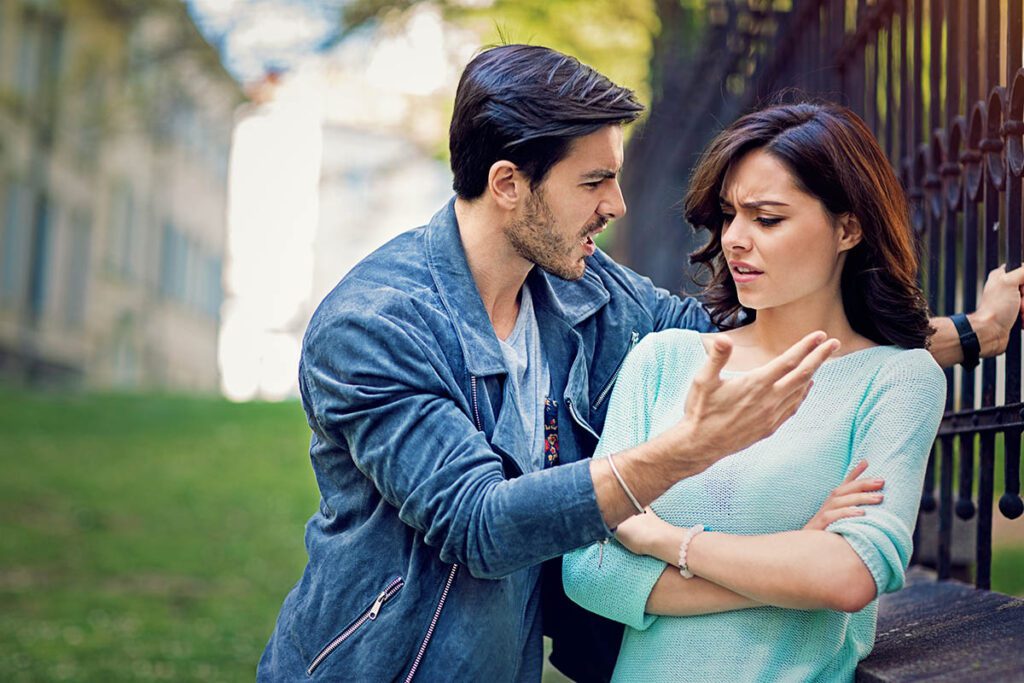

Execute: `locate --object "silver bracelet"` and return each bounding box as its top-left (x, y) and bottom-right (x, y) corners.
top-left (678, 524), bottom-right (706, 578)
top-left (607, 453), bottom-right (645, 515)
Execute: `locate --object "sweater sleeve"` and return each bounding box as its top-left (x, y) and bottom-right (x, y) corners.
top-left (827, 350), bottom-right (946, 595)
top-left (562, 335), bottom-right (671, 631)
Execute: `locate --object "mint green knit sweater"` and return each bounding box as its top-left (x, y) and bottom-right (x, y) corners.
top-left (563, 329), bottom-right (945, 683)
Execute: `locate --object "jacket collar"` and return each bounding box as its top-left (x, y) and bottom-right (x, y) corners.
top-left (425, 197), bottom-right (611, 376)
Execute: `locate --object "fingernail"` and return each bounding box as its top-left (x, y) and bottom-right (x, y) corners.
top-left (856, 510), bottom-right (866, 515)
top-left (873, 479), bottom-right (884, 485)
top-left (873, 494), bottom-right (884, 501)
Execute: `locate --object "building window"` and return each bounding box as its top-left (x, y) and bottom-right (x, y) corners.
top-left (206, 255), bottom-right (223, 319)
top-left (65, 209), bottom-right (91, 326)
top-left (15, 20), bottom-right (40, 103)
top-left (159, 222), bottom-right (175, 298)
top-left (27, 194), bottom-right (53, 321)
top-left (1, 180), bottom-right (30, 307)
top-left (105, 182), bottom-right (134, 279)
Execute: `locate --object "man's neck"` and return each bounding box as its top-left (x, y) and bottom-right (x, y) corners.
top-left (455, 197), bottom-right (533, 339)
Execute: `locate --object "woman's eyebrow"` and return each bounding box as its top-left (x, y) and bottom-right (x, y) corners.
top-left (719, 197), bottom-right (790, 209)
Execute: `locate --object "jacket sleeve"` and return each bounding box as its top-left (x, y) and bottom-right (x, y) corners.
top-left (300, 302), bottom-right (611, 580)
top-left (593, 249), bottom-right (715, 333)
top-left (562, 336), bottom-right (667, 630)
top-left (827, 350), bottom-right (947, 595)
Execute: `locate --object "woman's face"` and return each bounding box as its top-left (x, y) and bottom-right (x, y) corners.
top-left (718, 149), bottom-right (861, 312)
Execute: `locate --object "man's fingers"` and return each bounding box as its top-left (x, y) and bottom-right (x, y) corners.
top-left (694, 335), bottom-right (733, 385)
top-left (842, 460), bottom-right (869, 484)
top-left (756, 331), bottom-right (828, 383)
top-left (773, 338), bottom-right (840, 396)
top-left (1001, 263), bottom-right (1024, 286)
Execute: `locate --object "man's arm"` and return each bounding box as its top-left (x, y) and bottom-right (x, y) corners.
top-left (929, 264), bottom-right (1024, 368)
top-left (310, 300), bottom-right (834, 577)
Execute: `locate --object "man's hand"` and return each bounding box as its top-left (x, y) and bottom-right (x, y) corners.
top-left (671, 331), bottom-right (839, 469)
top-left (803, 460), bottom-right (884, 530)
top-left (972, 264), bottom-right (1024, 357)
top-left (593, 331), bottom-right (838, 528)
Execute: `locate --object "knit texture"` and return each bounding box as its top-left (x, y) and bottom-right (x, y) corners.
top-left (563, 329), bottom-right (946, 683)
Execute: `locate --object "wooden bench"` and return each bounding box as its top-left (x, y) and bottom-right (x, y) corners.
top-left (856, 567), bottom-right (1024, 681)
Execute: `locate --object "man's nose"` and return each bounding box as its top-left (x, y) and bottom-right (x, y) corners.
top-left (600, 181), bottom-right (627, 220)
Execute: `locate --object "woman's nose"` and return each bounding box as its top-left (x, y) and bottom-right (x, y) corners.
top-left (722, 219), bottom-right (752, 251)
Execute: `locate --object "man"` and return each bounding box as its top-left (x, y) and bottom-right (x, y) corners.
top-left (259, 45), bottom-right (1024, 682)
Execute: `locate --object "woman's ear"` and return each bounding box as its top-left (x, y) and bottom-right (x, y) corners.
top-left (837, 213), bottom-right (863, 253)
top-left (487, 160), bottom-right (521, 211)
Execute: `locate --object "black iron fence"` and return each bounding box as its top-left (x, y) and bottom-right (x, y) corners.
top-left (640, 0), bottom-right (1022, 589)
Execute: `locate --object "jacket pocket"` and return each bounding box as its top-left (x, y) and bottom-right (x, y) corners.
top-left (591, 330), bottom-right (640, 412)
top-left (306, 576), bottom-right (405, 676)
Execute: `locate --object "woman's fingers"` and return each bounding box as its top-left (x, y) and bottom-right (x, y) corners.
top-left (823, 508), bottom-right (867, 525)
top-left (831, 477), bottom-right (885, 497)
top-left (842, 460), bottom-right (869, 484)
top-left (826, 492), bottom-right (884, 510)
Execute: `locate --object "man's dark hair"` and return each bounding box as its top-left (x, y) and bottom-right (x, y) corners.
top-left (449, 44), bottom-right (644, 199)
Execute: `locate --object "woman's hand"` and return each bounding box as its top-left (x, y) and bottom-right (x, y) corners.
top-left (614, 508), bottom-right (682, 560)
top-left (803, 460), bottom-right (884, 531)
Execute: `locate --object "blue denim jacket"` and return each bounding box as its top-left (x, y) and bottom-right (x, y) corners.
top-left (258, 199), bottom-right (712, 682)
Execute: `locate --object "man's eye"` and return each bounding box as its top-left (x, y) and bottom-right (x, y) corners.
top-left (584, 181), bottom-right (601, 189)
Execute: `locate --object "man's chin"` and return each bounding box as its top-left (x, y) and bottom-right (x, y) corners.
top-left (537, 259), bottom-right (587, 282)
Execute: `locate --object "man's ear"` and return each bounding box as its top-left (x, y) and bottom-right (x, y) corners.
top-left (837, 213), bottom-right (863, 253)
top-left (487, 160), bottom-right (522, 211)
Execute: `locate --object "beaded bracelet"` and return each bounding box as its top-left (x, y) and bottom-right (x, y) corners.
top-left (678, 524), bottom-right (706, 578)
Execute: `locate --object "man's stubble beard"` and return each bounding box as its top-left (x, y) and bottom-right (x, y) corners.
top-left (505, 188), bottom-right (606, 281)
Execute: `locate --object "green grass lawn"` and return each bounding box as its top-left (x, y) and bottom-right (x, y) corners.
top-left (0, 390), bottom-right (316, 682)
top-left (0, 389), bottom-right (1021, 681)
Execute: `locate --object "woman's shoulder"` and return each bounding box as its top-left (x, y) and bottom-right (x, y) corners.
top-left (620, 328), bottom-right (707, 379)
top-left (632, 328), bottom-right (707, 361)
top-left (857, 345), bottom-right (947, 409)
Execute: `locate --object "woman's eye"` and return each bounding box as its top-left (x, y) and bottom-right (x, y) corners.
top-left (721, 213), bottom-right (735, 224)
top-left (756, 217), bottom-right (783, 226)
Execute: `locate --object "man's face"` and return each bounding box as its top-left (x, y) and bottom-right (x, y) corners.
top-left (505, 126), bottom-right (626, 280)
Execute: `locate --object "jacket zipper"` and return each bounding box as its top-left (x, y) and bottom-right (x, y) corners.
top-left (306, 576), bottom-right (405, 676)
top-left (403, 376), bottom-right (483, 681)
top-left (591, 330), bottom-right (640, 411)
top-left (404, 562), bottom-right (459, 682)
top-left (565, 397), bottom-right (598, 440)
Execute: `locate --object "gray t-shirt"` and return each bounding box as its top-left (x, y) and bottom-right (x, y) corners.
top-left (497, 282), bottom-right (550, 472)
top-left (496, 281), bottom-right (550, 682)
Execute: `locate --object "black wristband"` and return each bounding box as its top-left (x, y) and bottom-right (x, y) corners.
top-left (951, 313), bottom-right (980, 371)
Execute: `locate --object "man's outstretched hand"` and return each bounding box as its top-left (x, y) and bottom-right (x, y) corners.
top-left (673, 331), bottom-right (840, 470)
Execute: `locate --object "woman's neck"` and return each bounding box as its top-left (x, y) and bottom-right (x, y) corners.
top-left (725, 291), bottom-right (873, 370)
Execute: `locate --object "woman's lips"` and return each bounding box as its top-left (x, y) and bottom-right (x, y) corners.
top-left (730, 262), bottom-right (763, 283)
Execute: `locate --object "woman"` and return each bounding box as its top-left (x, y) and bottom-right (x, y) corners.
top-left (562, 102), bottom-right (946, 682)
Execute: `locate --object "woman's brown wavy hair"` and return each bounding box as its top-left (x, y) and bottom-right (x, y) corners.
top-left (685, 102), bottom-right (934, 349)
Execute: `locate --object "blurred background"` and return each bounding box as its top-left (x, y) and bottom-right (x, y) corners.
top-left (0, 0), bottom-right (1021, 681)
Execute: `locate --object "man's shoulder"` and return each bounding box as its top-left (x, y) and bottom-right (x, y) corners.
top-left (309, 227), bottom-right (442, 335)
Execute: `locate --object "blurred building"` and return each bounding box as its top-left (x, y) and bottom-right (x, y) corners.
top-left (219, 11), bottom-right (457, 401)
top-left (0, 0), bottom-right (243, 391)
